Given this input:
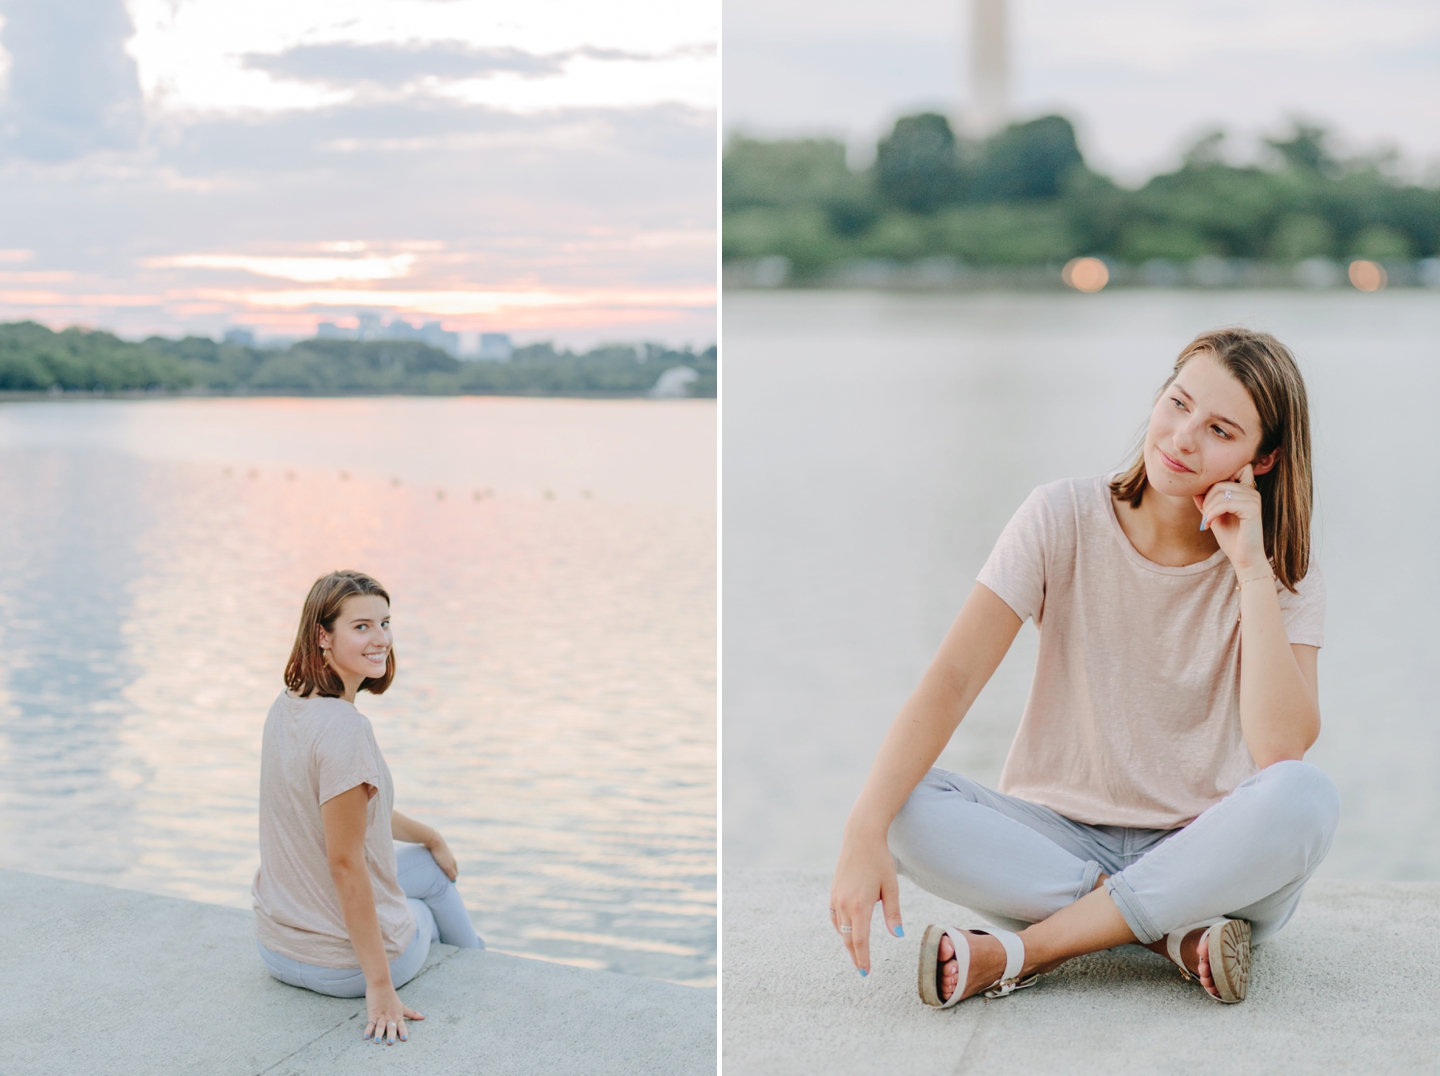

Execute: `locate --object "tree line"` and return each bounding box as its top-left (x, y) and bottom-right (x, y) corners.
top-left (724, 115), bottom-right (1440, 278)
top-left (0, 322), bottom-right (716, 397)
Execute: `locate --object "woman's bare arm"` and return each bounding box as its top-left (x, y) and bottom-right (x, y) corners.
top-left (391, 808), bottom-right (458, 880)
top-left (1236, 582), bottom-right (1321, 765)
top-left (1198, 465), bottom-right (1321, 766)
top-left (830, 582), bottom-right (1023, 974)
top-left (390, 809), bottom-right (436, 846)
top-left (323, 785), bottom-right (421, 1043)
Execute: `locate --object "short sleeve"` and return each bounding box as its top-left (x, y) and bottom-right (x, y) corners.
top-left (977, 486), bottom-right (1050, 624)
top-left (312, 710), bottom-right (382, 806)
top-left (1278, 558), bottom-right (1325, 648)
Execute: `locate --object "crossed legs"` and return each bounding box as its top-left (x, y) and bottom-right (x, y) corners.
top-left (889, 761), bottom-right (1339, 1001)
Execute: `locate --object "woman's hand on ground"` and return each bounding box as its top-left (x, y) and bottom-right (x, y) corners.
top-left (1194, 463), bottom-right (1268, 573)
top-left (829, 832), bottom-right (904, 976)
top-left (426, 834), bottom-right (459, 881)
top-left (364, 981), bottom-right (424, 1045)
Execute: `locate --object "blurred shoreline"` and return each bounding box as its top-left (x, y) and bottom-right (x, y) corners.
top-left (725, 256), bottom-right (1440, 291)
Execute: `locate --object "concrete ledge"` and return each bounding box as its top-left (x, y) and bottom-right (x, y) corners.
top-left (723, 869), bottom-right (1440, 1075)
top-left (1, 869), bottom-right (714, 1075)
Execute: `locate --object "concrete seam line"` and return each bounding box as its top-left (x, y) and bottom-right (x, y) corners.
top-left (249, 948), bottom-right (465, 1072)
top-left (254, 1009), bottom-right (365, 1076)
top-left (403, 945), bottom-right (464, 985)
top-left (951, 1003), bottom-right (997, 1076)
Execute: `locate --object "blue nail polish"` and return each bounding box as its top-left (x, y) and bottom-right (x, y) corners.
top-left (858, 968), bottom-right (868, 977)
top-left (894, 926), bottom-right (905, 938)
top-left (1200, 517), bottom-right (1208, 531)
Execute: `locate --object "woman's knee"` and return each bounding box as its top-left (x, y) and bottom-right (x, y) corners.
top-left (395, 843), bottom-right (450, 899)
top-left (1252, 760), bottom-right (1341, 847)
top-left (887, 768), bottom-right (987, 867)
top-left (887, 768), bottom-right (949, 859)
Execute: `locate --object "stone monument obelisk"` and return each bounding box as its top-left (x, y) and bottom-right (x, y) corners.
top-left (968, 0), bottom-right (1009, 137)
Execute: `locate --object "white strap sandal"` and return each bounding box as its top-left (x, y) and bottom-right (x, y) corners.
top-left (918, 924), bottom-right (1038, 1008)
top-left (1163, 917), bottom-right (1252, 1003)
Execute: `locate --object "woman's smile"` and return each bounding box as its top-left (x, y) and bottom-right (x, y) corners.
top-left (1157, 449), bottom-right (1193, 473)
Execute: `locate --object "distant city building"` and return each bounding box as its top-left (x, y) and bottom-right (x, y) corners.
top-left (478, 333), bottom-right (514, 362)
top-left (355, 312), bottom-right (384, 341)
top-left (311, 313), bottom-right (459, 355)
top-left (223, 327), bottom-right (256, 347)
top-left (420, 321), bottom-right (459, 354)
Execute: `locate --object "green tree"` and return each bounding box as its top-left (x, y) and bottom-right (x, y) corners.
top-left (720, 115), bottom-right (1440, 272)
top-left (875, 113), bottom-right (964, 213)
top-left (722, 137), bottom-right (858, 210)
top-left (970, 115), bottom-right (1084, 202)
top-left (1269, 215), bottom-right (1335, 262)
top-left (1267, 123), bottom-right (1339, 177)
top-left (1349, 224), bottom-right (1413, 260)
top-left (933, 205), bottom-right (1075, 264)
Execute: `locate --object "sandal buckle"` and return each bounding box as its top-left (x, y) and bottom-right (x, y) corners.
top-left (982, 974), bottom-right (1038, 999)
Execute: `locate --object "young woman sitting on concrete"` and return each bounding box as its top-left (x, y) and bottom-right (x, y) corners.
top-left (828, 328), bottom-right (1338, 1006)
top-left (252, 569), bottom-right (484, 1044)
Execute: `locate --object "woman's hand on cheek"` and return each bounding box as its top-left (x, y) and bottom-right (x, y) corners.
top-left (1194, 463), bottom-right (1267, 572)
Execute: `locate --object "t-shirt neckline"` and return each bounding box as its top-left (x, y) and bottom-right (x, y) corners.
top-left (1099, 474), bottom-right (1229, 577)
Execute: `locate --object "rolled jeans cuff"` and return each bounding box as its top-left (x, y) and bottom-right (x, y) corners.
top-left (1105, 872), bottom-right (1162, 944)
top-left (1077, 859), bottom-right (1103, 904)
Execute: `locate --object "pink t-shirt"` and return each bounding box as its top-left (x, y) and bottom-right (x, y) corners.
top-left (978, 475), bottom-right (1325, 829)
top-left (251, 692), bottom-right (414, 967)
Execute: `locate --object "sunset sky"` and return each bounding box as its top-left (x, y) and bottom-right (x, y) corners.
top-left (0, 0), bottom-right (717, 348)
top-left (726, 0), bottom-right (1440, 183)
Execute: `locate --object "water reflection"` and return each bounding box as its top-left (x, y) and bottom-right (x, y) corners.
top-left (0, 398), bottom-right (716, 986)
top-left (0, 451), bottom-right (150, 884)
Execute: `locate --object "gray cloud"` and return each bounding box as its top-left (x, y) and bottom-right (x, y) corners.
top-left (242, 41), bottom-right (702, 90)
top-left (0, 28), bottom-right (714, 344)
top-left (0, 97), bottom-right (715, 286)
top-left (0, 0), bottom-right (144, 161)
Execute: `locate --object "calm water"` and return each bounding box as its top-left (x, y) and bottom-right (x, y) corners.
top-left (0, 396), bottom-right (716, 986)
top-left (724, 288), bottom-right (1440, 883)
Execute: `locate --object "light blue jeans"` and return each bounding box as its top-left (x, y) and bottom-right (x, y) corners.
top-left (258, 844), bottom-right (485, 998)
top-left (888, 760), bottom-right (1340, 944)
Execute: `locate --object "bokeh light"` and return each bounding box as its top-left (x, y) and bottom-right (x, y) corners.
top-left (1062, 257), bottom-right (1109, 293)
top-left (1348, 260), bottom-right (1387, 291)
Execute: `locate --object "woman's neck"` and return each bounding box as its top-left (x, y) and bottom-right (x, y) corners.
top-left (297, 681), bottom-right (360, 703)
top-left (1113, 483), bottom-right (1219, 567)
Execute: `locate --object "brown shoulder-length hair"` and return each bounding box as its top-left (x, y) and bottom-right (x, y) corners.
top-left (1109, 327), bottom-right (1313, 592)
top-left (284, 570), bottom-right (397, 698)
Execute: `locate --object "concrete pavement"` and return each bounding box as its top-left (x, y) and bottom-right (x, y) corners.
top-left (0, 868), bottom-right (715, 1076)
top-left (723, 869), bottom-right (1440, 1075)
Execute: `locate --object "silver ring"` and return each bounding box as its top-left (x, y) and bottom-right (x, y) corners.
top-left (1224, 490), bottom-right (1232, 500)
top-left (839, 925), bottom-right (852, 934)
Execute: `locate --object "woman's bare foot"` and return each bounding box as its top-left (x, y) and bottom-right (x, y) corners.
top-left (936, 930), bottom-right (1009, 1002)
top-left (1195, 929), bottom-right (1217, 997)
top-left (1145, 927), bottom-right (1219, 998)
